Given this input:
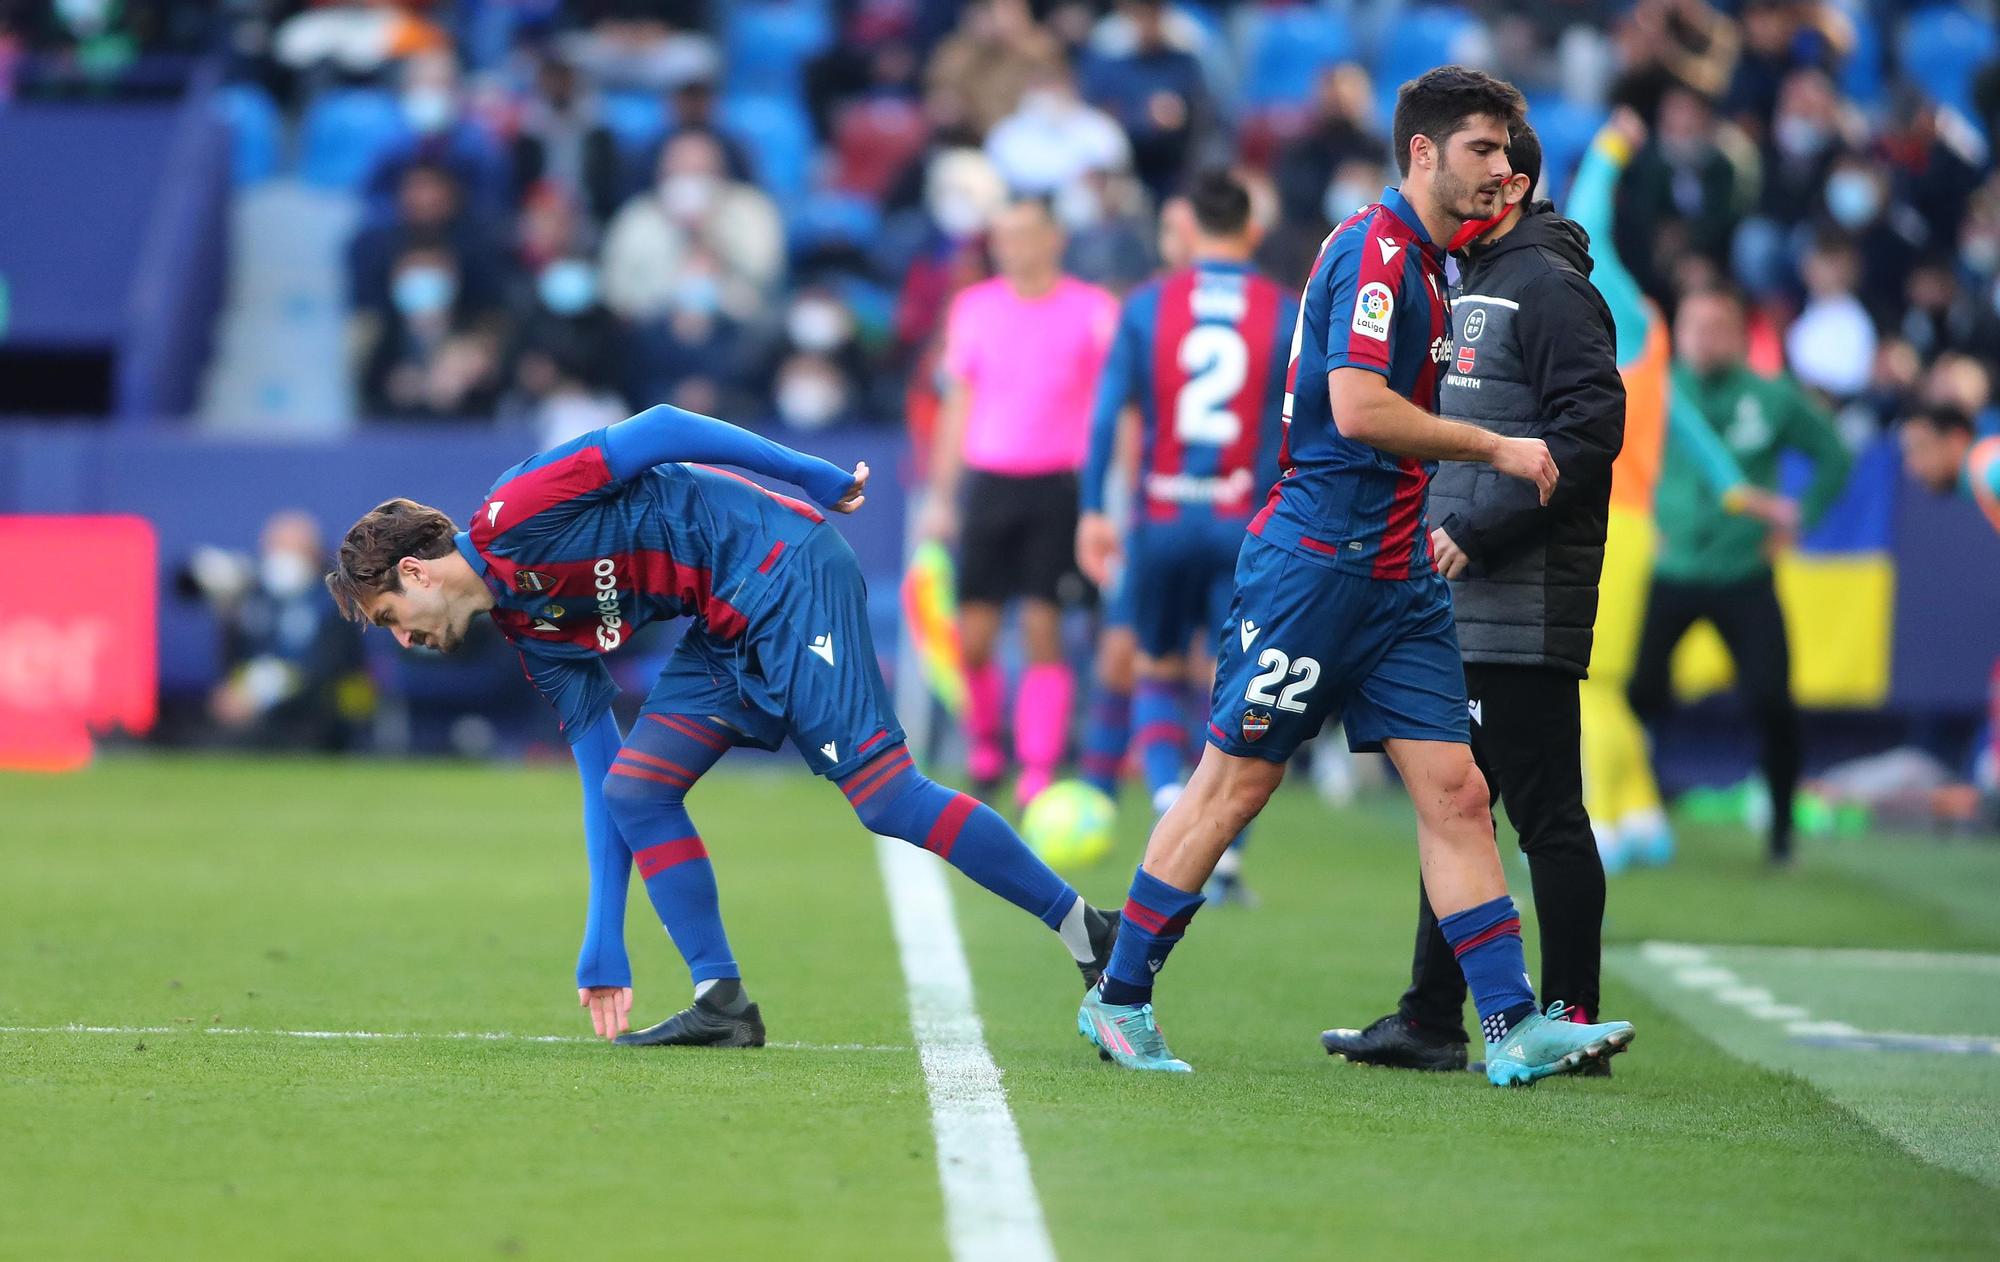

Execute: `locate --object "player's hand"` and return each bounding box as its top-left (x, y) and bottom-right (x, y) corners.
top-left (917, 494), bottom-right (958, 544)
top-left (1491, 436), bottom-right (1558, 505)
top-left (1075, 512), bottom-right (1121, 587)
top-left (579, 986), bottom-right (632, 1040)
top-left (1732, 487), bottom-right (1801, 533)
top-left (1608, 105), bottom-right (1648, 149)
top-left (1430, 526), bottom-right (1470, 579)
top-left (829, 461), bottom-right (870, 514)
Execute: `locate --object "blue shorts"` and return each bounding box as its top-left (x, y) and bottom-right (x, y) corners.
top-left (1207, 536), bottom-right (1469, 761)
top-left (641, 526), bottom-right (905, 781)
top-left (1128, 519), bottom-right (1243, 660)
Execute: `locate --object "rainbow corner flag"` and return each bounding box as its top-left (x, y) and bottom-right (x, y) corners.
top-left (901, 541), bottom-right (967, 716)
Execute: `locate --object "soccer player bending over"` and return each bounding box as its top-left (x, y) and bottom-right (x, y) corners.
top-left (1075, 66), bottom-right (1635, 1083)
top-left (327, 406), bottom-right (1118, 1045)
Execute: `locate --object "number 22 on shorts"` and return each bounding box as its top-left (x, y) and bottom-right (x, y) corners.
top-left (1245, 647), bottom-right (1320, 712)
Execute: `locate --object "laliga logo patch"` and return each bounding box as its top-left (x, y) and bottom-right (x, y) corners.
top-left (1351, 282), bottom-right (1393, 342)
top-left (541, 604), bottom-right (565, 619)
top-left (514, 570), bottom-right (553, 594)
top-left (1241, 709), bottom-right (1272, 742)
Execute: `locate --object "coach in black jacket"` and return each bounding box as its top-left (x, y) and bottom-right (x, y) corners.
top-left (1321, 124), bottom-right (1628, 1072)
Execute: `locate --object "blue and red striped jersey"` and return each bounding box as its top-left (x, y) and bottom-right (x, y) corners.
top-left (1249, 186), bottom-right (1453, 580)
top-left (1084, 260), bottom-right (1296, 525)
top-left (451, 427), bottom-right (825, 734)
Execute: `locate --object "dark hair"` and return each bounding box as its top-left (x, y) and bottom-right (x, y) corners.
top-left (1903, 402), bottom-right (1974, 436)
top-left (1509, 120), bottom-right (1543, 205)
top-left (1677, 282), bottom-right (1748, 315)
top-left (1185, 168), bottom-right (1252, 236)
top-left (326, 498), bottom-right (459, 621)
top-left (1005, 191), bottom-right (1058, 222)
top-left (1391, 66), bottom-right (1526, 177)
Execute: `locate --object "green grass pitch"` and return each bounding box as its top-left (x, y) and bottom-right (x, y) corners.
top-left (4, 756), bottom-right (1999, 1260)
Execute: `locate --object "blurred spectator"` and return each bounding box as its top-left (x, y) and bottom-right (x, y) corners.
top-left (926, 0), bottom-right (1063, 139)
top-left (804, 3), bottom-right (921, 141)
top-left (359, 242), bottom-right (508, 420)
top-left (1616, 81), bottom-right (1755, 304)
top-left (1060, 168), bottom-right (1156, 289)
top-left (1900, 258), bottom-right (1984, 363)
top-left (1786, 232), bottom-right (1874, 402)
top-left (749, 282), bottom-right (873, 422)
top-left (620, 249), bottom-right (747, 418)
top-left (891, 147), bottom-right (1004, 457)
top-left (1611, 0), bottom-right (1739, 118)
top-left (349, 160), bottom-right (507, 321)
top-left (502, 229), bottom-right (625, 446)
top-left (364, 48), bottom-right (510, 218)
top-left (648, 57), bottom-right (755, 186)
top-left (985, 60), bottom-right (1130, 195)
top-left (1077, 0), bottom-right (1210, 200)
top-left (558, 5), bottom-right (718, 94)
top-left (509, 51), bottom-right (624, 226)
top-left (1816, 150), bottom-right (1924, 322)
top-left (1724, 0), bottom-right (1851, 140)
top-left (273, 1), bottom-right (451, 89)
top-left (1877, 88), bottom-right (1987, 260)
top-left (600, 131), bottom-right (784, 323)
top-left (198, 510), bottom-right (368, 752)
top-left (1273, 65), bottom-right (1387, 230)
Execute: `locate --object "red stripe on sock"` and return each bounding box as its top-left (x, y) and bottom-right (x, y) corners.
top-left (842, 749), bottom-right (913, 806)
top-left (618, 748), bottom-right (698, 781)
top-left (1451, 916), bottom-right (1522, 959)
top-left (1122, 898), bottom-right (1169, 935)
top-left (923, 792), bottom-right (978, 860)
top-left (610, 762), bottom-right (692, 790)
top-left (1136, 721), bottom-right (1185, 744)
top-left (857, 729), bottom-right (891, 757)
top-left (650, 713), bottom-right (729, 751)
top-left (634, 836), bottom-right (707, 878)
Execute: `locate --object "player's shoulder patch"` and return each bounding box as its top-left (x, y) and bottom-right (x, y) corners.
top-left (1352, 280), bottom-right (1394, 342)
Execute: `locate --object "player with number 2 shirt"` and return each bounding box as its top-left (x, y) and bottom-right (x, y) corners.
top-left (1075, 68), bottom-right (1635, 1085)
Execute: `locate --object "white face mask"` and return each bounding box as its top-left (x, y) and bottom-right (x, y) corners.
top-left (660, 173), bottom-right (719, 219)
top-left (786, 299), bottom-right (850, 352)
top-left (931, 191), bottom-right (987, 239)
top-left (1325, 179), bottom-right (1375, 223)
top-left (777, 374), bottom-right (845, 429)
top-left (402, 87), bottom-right (455, 135)
top-left (1055, 180), bottom-right (1103, 230)
top-left (260, 551), bottom-right (317, 599)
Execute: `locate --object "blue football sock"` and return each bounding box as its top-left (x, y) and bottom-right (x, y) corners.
top-left (1079, 680), bottom-right (1132, 798)
top-left (1439, 895), bottom-right (1538, 1042)
top-left (1099, 867), bottom-right (1204, 1006)
top-left (1132, 680), bottom-right (1186, 802)
top-left (842, 744), bottom-right (1078, 929)
top-left (605, 713), bottom-right (741, 984)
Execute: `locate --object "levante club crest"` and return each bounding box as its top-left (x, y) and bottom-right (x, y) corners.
top-left (1241, 709), bottom-right (1272, 742)
top-left (514, 570), bottom-right (554, 593)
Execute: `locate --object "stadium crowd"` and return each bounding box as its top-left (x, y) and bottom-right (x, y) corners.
top-left (42, 0), bottom-right (1982, 450)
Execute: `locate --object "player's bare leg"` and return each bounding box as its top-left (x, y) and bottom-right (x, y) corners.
top-left (1382, 738), bottom-right (1506, 917)
top-left (1013, 597), bottom-right (1071, 806)
top-left (1077, 745), bottom-right (1283, 1072)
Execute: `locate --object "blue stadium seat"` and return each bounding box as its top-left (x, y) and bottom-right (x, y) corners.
top-left (724, 2), bottom-right (835, 96)
top-left (721, 92), bottom-right (817, 200)
top-left (300, 88), bottom-right (407, 192)
top-left (215, 82), bottom-right (281, 187)
top-left (599, 89), bottom-right (668, 156)
top-left (1838, 7), bottom-right (1885, 110)
top-left (787, 192), bottom-right (882, 256)
top-left (1373, 6), bottom-right (1488, 115)
top-left (1523, 96), bottom-right (1606, 202)
top-left (1899, 4), bottom-right (1997, 118)
top-left (1239, 6), bottom-right (1356, 110)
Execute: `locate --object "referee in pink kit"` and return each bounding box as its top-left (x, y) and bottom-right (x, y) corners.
top-left (919, 194), bottom-right (1119, 807)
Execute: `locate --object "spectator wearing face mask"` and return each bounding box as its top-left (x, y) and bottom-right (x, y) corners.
top-left (926, 0), bottom-right (1064, 139)
top-left (359, 243), bottom-right (508, 421)
top-left (1614, 82), bottom-right (1756, 305)
top-left (509, 50), bottom-right (626, 227)
top-left (599, 131), bottom-right (784, 324)
top-left (1274, 65), bottom-right (1388, 233)
top-left (1077, 0), bottom-right (1211, 201)
top-left (1786, 232), bottom-right (1875, 403)
top-left (1819, 153), bottom-right (1927, 325)
top-left (364, 48), bottom-right (510, 221)
top-left (503, 253), bottom-right (624, 446)
top-left (620, 249), bottom-right (746, 419)
top-left (205, 511), bottom-right (369, 752)
top-left (984, 62), bottom-right (1131, 196)
top-left (348, 160), bottom-right (506, 327)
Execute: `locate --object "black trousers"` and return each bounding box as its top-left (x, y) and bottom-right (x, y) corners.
top-left (1626, 571), bottom-right (1800, 859)
top-left (1398, 663), bottom-right (1606, 1037)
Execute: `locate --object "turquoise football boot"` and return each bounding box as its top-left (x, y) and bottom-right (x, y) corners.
top-left (1078, 989), bottom-right (1193, 1073)
top-left (1485, 1002), bottom-right (1635, 1087)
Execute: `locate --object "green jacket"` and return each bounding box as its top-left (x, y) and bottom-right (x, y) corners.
top-left (1656, 363), bottom-right (1852, 584)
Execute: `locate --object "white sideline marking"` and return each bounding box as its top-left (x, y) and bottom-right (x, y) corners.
top-left (0, 1025), bottom-right (904, 1053)
top-left (1636, 941), bottom-right (2000, 1053)
top-left (875, 836), bottom-right (1056, 1262)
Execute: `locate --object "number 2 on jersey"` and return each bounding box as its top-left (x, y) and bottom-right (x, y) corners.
top-left (1175, 324), bottom-right (1247, 445)
top-left (1244, 647), bottom-right (1320, 712)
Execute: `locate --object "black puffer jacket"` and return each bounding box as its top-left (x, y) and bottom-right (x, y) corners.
top-left (1428, 204), bottom-right (1625, 677)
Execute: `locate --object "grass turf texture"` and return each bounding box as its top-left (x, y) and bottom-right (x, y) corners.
top-left (4, 757), bottom-right (1998, 1260)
